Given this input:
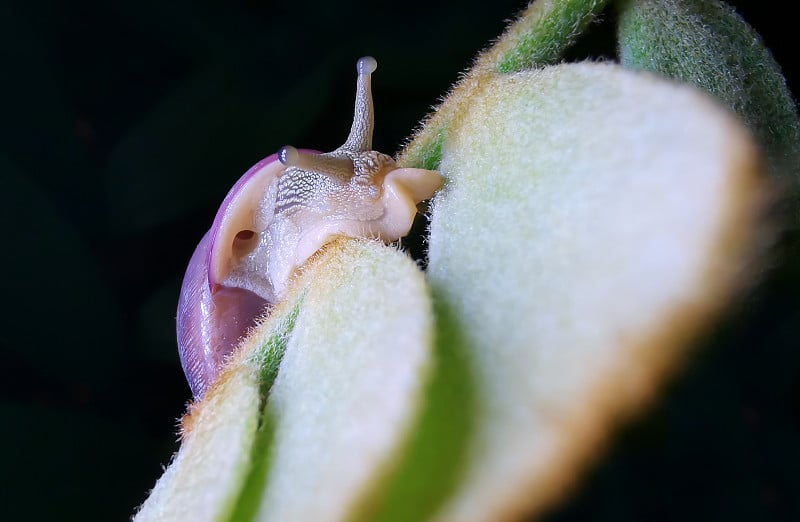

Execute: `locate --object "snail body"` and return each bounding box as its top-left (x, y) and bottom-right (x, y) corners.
top-left (177, 57), bottom-right (442, 398)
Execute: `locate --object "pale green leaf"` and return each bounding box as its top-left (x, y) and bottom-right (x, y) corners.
top-left (135, 240), bottom-right (436, 521)
top-left (427, 62), bottom-right (762, 520)
top-left (248, 240), bottom-right (435, 521)
top-left (132, 316), bottom-right (276, 522)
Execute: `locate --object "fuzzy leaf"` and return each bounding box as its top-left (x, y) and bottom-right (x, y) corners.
top-left (427, 62), bottom-right (763, 520)
top-left (399, 0), bottom-right (609, 170)
top-left (353, 298), bottom-right (477, 522)
top-left (135, 240), bottom-right (436, 522)
top-left (246, 240), bottom-right (434, 521)
top-left (617, 0), bottom-right (800, 182)
top-left (497, 0), bottom-right (609, 73)
top-left (133, 314), bottom-right (275, 522)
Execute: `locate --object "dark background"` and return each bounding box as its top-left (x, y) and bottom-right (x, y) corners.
top-left (0, 1), bottom-right (797, 521)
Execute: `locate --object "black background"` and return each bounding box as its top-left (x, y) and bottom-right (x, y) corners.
top-left (1, 1), bottom-right (797, 521)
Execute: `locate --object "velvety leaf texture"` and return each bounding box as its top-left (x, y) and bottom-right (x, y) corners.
top-left (426, 61), bottom-right (762, 521)
top-left (498, 0), bottom-right (609, 73)
top-left (617, 0), bottom-right (800, 182)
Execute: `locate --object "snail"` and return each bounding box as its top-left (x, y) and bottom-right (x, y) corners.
top-left (176, 57), bottom-right (443, 399)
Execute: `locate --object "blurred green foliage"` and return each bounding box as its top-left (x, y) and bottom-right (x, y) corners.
top-left (0, 0), bottom-right (797, 521)
top-left (618, 0), bottom-right (800, 184)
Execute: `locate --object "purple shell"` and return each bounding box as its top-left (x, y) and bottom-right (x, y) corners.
top-left (208, 152), bottom-right (280, 290)
top-left (177, 151), bottom-right (317, 399)
top-left (176, 231), bottom-right (268, 398)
